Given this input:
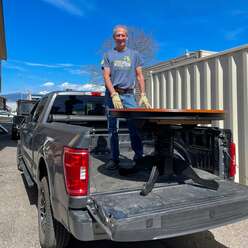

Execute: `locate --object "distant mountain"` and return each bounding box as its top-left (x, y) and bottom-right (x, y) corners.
top-left (0, 93), bottom-right (28, 102)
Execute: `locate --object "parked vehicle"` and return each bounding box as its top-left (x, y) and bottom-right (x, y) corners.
top-left (0, 124), bottom-right (8, 134)
top-left (17, 91), bottom-right (248, 248)
top-left (11, 99), bottom-right (37, 139)
top-left (0, 110), bottom-right (14, 123)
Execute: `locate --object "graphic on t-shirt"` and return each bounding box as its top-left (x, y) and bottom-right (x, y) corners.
top-left (113, 56), bottom-right (131, 69)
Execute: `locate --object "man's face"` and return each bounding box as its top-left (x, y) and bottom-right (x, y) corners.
top-left (114, 28), bottom-right (127, 48)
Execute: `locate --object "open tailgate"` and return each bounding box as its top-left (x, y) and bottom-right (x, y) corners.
top-left (87, 179), bottom-right (248, 242)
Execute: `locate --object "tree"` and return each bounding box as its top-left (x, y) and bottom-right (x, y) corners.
top-left (86, 26), bottom-right (157, 84)
top-left (86, 64), bottom-right (103, 84)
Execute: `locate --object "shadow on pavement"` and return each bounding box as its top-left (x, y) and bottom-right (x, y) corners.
top-left (163, 231), bottom-right (228, 248)
top-left (0, 123), bottom-right (17, 151)
top-left (21, 173), bottom-right (38, 207)
top-left (0, 134), bottom-right (17, 150)
top-left (68, 239), bottom-right (165, 248)
top-left (67, 230), bottom-right (227, 248)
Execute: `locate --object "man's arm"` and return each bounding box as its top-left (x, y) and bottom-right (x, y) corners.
top-left (103, 67), bottom-right (123, 109)
top-left (136, 66), bottom-right (152, 108)
top-left (135, 66), bottom-right (145, 94)
top-left (103, 67), bottom-right (115, 96)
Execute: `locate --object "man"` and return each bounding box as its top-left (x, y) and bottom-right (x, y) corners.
top-left (102, 25), bottom-right (151, 170)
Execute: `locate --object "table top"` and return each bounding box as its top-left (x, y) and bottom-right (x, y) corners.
top-left (109, 108), bottom-right (225, 124)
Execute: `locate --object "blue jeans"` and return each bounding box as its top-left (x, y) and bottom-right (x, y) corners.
top-left (105, 91), bottom-right (143, 161)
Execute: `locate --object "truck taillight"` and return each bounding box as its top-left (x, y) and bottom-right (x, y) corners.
top-left (91, 92), bottom-right (103, 96)
top-left (229, 142), bottom-right (236, 178)
top-left (63, 147), bottom-right (89, 196)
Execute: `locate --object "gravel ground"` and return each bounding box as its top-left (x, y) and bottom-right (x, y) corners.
top-left (1, 123), bottom-right (248, 248)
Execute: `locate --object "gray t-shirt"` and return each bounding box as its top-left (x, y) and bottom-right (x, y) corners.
top-left (101, 48), bottom-right (143, 89)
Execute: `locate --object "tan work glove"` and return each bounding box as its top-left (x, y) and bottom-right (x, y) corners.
top-left (139, 93), bottom-right (152, 108)
top-left (111, 92), bottom-right (123, 109)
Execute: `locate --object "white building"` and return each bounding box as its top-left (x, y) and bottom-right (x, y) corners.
top-left (142, 45), bottom-right (248, 185)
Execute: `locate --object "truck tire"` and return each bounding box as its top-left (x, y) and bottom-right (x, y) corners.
top-left (38, 177), bottom-right (70, 248)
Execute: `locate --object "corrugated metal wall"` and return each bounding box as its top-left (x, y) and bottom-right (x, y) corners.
top-left (143, 44), bottom-right (248, 184)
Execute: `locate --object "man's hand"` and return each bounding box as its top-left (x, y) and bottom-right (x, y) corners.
top-left (111, 92), bottom-right (123, 109)
top-left (139, 93), bottom-right (151, 108)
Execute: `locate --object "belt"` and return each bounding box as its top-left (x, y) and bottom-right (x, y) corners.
top-left (114, 87), bottom-right (134, 94)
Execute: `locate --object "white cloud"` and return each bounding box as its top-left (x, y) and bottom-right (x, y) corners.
top-left (60, 82), bottom-right (104, 92)
top-left (2, 62), bottom-right (27, 72)
top-left (80, 83), bottom-right (105, 92)
top-left (39, 90), bottom-right (50, 95)
top-left (69, 69), bottom-right (89, 75)
top-left (43, 81), bottom-right (55, 87)
top-left (61, 82), bottom-right (76, 89)
top-left (41, 0), bottom-right (85, 17)
top-left (24, 61), bottom-right (66, 68)
top-left (57, 63), bottom-right (75, 67)
top-left (9, 59), bottom-right (82, 70)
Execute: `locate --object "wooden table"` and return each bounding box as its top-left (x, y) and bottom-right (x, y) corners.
top-left (110, 108), bottom-right (225, 123)
top-left (110, 108), bottom-right (225, 195)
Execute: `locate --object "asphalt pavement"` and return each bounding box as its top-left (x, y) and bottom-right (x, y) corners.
top-left (0, 122), bottom-right (248, 248)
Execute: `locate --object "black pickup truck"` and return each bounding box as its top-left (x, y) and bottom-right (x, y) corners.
top-left (17, 91), bottom-right (248, 248)
top-left (12, 99), bottom-right (37, 139)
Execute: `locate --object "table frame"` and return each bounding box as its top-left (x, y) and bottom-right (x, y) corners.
top-left (110, 108), bottom-right (224, 195)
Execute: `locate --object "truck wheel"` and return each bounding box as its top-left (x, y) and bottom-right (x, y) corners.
top-left (38, 177), bottom-right (70, 248)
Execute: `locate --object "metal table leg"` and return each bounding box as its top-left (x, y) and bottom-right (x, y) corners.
top-left (141, 126), bottom-right (174, 196)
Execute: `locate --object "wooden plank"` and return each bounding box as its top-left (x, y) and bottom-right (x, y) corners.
top-left (149, 120), bottom-right (212, 125)
top-left (110, 108), bottom-right (225, 114)
top-left (110, 108), bottom-right (225, 122)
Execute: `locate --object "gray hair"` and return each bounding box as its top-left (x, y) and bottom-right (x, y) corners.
top-left (113, 25), bottom-right (128, 36)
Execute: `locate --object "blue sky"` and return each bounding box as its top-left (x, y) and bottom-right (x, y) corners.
top-left (1, 0), bottom-right (248, 94)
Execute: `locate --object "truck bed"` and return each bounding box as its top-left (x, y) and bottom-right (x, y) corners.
top-left (90, 151), bottom-right (174, 194)
top-left (88, 125), bottom-right (233, 194)
top-left (89, 149), bottom-right (218, 194)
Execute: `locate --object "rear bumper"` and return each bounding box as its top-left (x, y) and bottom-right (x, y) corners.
top-left (67, 199), bottom-right (248, 242)
top-left (67, 209), bottom-right (107, 241)
top-left (67, 179), bottom-right (248, 242)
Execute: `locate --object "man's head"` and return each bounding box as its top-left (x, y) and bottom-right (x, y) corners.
top-left (113, 25), bottom-right (128, 51)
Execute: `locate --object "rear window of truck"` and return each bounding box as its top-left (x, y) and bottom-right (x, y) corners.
top-left (17, 101), bottom-right (37, 115)
top-left (50, 95), bottom-right (105, 116)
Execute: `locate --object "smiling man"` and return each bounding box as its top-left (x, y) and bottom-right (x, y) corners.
top-left (102, 24), bottom-right (151, 170)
